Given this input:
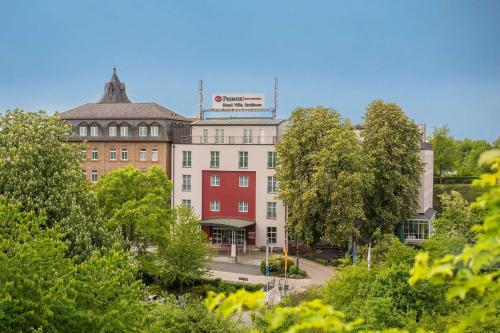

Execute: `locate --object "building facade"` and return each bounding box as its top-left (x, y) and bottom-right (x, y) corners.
top-left (60, 69), bottom-right (190, 182)
top-left (172, 118), bottom-right (288, 248)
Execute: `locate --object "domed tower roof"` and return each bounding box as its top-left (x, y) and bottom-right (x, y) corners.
top-left (98, 68), bottom-right (131, 103)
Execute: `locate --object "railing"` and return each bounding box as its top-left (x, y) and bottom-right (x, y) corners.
top-left (180, 135), bottom-right (277, 144)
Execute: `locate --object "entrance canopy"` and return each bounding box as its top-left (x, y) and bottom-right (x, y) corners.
top-left (201, 218), bottom-right (255, 229)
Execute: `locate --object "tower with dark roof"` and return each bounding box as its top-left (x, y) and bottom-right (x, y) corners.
top-left (98, 68), bottom-right (132, 103)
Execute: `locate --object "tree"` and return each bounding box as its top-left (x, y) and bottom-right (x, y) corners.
top-left (276, 106), bottom-right (369, 245)
top-left (456, 138), bottom-right (492, 176)
top-left (156, 206), bottom-right (211, 289)
top-left (410, 149), bottom-right (500, 333)
top-left (0, 109), bottom-right (112, 258)
top-left (94, 165), bottom-right (172, 245)
top-left (361, 100), bottom-right (423, 240)
top-left (0, 196), bottom-right (145, 332)
top-left (430, 126), bottom-right (459, 182)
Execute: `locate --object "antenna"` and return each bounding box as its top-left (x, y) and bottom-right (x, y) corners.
top-left (198, 80), bottom-right (204, 119)
top-left (273, 77), bottom-right (278, 118)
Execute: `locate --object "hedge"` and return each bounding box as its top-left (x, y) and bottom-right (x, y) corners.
top-left (433, 176), bottom-right (479, 185)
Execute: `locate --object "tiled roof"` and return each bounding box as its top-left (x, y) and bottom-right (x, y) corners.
top-left (59, 102), bottom-right (189, 121)
top-left (193, 118), bottom-right (287, 126)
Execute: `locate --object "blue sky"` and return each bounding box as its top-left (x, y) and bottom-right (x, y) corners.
top-left (1, 0), bottom-right (499, 141)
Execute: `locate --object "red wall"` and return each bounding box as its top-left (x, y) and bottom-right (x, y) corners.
top-left (202, 170), bottom-right (256, 221)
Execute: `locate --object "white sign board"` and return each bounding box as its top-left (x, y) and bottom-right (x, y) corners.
top-left (211, 93), bottom-right (265, 111)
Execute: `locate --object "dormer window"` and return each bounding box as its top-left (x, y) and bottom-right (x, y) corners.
top-left (108, 125), bottom-right (117, 137)
top-left (79, 125), bottom-right (87, 136)
top-left (150, 125), bottom-right (159, 136)
top-left (120, 125), bottom-right (129, 136)
top-left (139, 125), bottom-right (148, 137)
top-left (90, 125), bottom-right (99, 137)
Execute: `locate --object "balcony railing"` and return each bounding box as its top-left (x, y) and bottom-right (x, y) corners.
top-left (180, 135), bottom-right (277, 144)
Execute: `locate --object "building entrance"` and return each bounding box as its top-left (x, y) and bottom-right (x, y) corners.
top-left (212, 227), bottom-right (245, 245)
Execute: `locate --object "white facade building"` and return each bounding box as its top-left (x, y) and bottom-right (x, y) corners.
top-left (172, 118), bottom-right (289, 248)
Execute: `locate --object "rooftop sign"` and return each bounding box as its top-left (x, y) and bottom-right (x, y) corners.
top-left (211, 93), bottom-right (265, 111)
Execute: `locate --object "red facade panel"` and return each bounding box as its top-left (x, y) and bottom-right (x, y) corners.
top-left (202, 170), bottom-right (256, 221)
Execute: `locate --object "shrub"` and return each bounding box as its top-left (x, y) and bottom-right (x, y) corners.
top-left (260, 255), bottom-right (295, 274)
top-left (433, 184), bottom-right (489, 212)
top-left (314, 258), bottom-right (328, 266)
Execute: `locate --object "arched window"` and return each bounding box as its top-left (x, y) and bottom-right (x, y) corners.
top-left (78, 122), bottom-right (88, 136)
top-left (150, 122), bottom-right (160, 137)
top-left (90, 122), bottom-right (100, 137)
top-left (120, 122), bottom-right (129, 136)
top-left (108, 122), bottom-right (118, 137)
top-left (138, 122), bottom-right (148, 137)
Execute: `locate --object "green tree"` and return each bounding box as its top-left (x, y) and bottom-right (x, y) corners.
top-left (456, 138), bottom-right (492, 176)
top-left (94, 165), bottom-right (172, 245)
top-left (156, 206), bottom-right (211, 289)
top-left (361, 100), bottom-right (423, 240)
top-left (410, 149), bottom-right (500, 333)
top-left (0, 197), bottom-right (145, 332)
top-left (430, 126), bottom-right (459, 182)
top-left (0, 109), bottom-right (111, 258)
top-left (276, 106), bottom-right (369, 245)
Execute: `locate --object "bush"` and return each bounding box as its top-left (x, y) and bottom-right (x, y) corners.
top-left (314, 258), bottom-right (328, 266)
top-left (433, 184), bottom-right (489, 213)
top-left (260, 255), bottom-right (295, 274)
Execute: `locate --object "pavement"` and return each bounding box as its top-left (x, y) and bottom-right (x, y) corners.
top-left (207, 255), bottom-right (335, 290)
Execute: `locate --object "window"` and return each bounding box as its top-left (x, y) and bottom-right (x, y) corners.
top-left (91, 170), bottom-right (98, 183)
top-left (215, 129), bottom-right (224, 144)
top-left (110, 148), bottom-right (117, 161)
top-left (151, 125), bottom-right (159, 136)
top-left (267, 227), bottom-right (277, 244)
top-left (239, 151), bottom-right (248, 168)
top-left (210, 175), bottom-right (220, 186)
top-left (210, 200), bottom-right (220, 212)
top-left (91, 147), bottom-right (98, 161)
top-left (181, 199), bottom-right (192, 208)
top-left (79, 125), bottom-right (87, 136)
top-left (404, 220), bottom-right (430, 241)
top-left (139, 125), bottom-right (148, 137)
top-left (140, 148), bottom-right (147, 161)
top-left (81, 148), bottom-right (87, 160)
top-left (120, 125), bottom-right (129, 136)
top-left (267, 151), bottom-right (276, 168)
top-left (239, 175), bottom-right (249, 187)
top-left (121, 147), bottom-right (128, 161)
top-left (267, 176), bottom-right (277, 193)
top-left (182, 151), bottom-right (192, 167)
top-left (182, 175), bottom-right (191, 192)
top-left (239, 201), bottom-right (248, 212)
top-left (152, 149), bottom-right (159, 162)
top-left (90, 126), bottom-right (99, 136)
top-left (108, 125), bottom-right (117, 136)
top-left (203, 128), bottom-right (209, 144)
top-left (210, 151), bottom-right (220, 168)
top-left (243, 129), bottom-right (253, 144)
top-left (267, 202), bottom-right (277, 219)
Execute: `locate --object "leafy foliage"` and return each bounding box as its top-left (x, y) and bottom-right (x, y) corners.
top-left (145, 297), bottom-right (248, 333)
top-left (410, 149), bottom-right (500, 333)
top-left (430, 126), bottom-right (459, 181)
top-left (276, 106), bottom-right (369, 245)
top-left (361, 100), bottom-right (423, 237)
top-left (156, 206), bottom-right (211, 288)
top-left (0, 197), bottom-right (145, 332)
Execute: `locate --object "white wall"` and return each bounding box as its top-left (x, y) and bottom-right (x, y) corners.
top-left (172, 142), bottom-right (286, 247)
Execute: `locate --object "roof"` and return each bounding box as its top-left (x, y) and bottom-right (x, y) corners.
top-left (421, 142), bottom-right (433, 150)
top-left (59, 102), bottom-right (189, 121)
top-left (408, 208), bottom-right (437, 221)
top-left (193, 118), bottom-right (287, 126)
top-left (201, 218), bottom-right (256, 228)
top-left (98, 68), bottom-right (131, 103)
